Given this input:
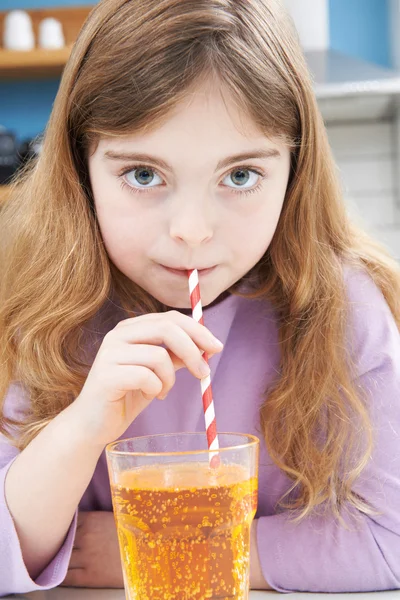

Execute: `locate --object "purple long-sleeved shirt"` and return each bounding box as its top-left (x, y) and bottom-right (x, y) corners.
top-left (1, 267), bottom-right (400, 595)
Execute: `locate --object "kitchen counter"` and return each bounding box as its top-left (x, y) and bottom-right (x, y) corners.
top-left (4, 588), bottom-right (400, 599)
top-left (305, 50), bottom-right (400, 121)
top-left (307, 50), bottom-right (400, 99)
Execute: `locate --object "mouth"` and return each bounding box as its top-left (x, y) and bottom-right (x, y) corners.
top-left (159, 265), bottom-right (217, 277)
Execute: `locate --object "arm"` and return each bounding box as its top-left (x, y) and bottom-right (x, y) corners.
top-left (1, 311), bottom-right (222, 592)
top-left (60, 512), bottom-right (272, 589)
top-left (0, 384), bottom-right (87, 595)
top-left (250, 519), bottom-right (273, 589)
top-left (254, 270), bottom-right (400, 592)
top-left (5, 402), bottom-right (104, 580)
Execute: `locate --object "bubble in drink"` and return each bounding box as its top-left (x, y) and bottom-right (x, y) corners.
top-left (111, 462), bottom-right (258, 600)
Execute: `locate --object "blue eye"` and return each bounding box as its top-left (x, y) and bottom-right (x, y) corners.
top-left (222, 168), bottom-right (261, 190)
top-left (118, 164), bottom-right (266, 196)
top-left (125, 167), bottom-right (163, 188)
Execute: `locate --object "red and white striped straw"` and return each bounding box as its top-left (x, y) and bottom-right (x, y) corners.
top-left (187, 269), bottom-right (220, 469)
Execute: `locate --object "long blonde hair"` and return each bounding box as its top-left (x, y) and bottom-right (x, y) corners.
top-left (1, 0), bottom-right (400, 520)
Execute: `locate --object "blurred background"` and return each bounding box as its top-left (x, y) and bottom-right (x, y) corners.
top-left (1, 0), bottom-right (400, 260)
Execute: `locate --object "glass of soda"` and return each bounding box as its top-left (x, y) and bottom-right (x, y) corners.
top-left (106, 432), bottom-right (259, 600)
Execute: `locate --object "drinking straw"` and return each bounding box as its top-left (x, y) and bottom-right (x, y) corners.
top-left (187, 269), bottom-right (220, 469)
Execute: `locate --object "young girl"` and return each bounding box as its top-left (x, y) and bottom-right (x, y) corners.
top-left (1, 0), bottom-right (400, 595)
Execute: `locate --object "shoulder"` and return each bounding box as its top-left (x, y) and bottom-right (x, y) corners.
top-left (342, 264), bottom-right (400, 376)
top-left (343, 264), bottom-right (393, 315)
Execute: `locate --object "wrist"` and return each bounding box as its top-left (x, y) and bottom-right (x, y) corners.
top-left (57, 400), bottom-right (106, 456)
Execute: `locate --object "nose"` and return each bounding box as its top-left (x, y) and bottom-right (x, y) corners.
top-left (169, 198), bottom-right (214, 247)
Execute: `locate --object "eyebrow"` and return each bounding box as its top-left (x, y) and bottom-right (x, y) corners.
top-left (103, 148), bottom-right (281, 172)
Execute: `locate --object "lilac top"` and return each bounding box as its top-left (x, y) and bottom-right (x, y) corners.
top-left (1, 267), bottom-right (400, 595)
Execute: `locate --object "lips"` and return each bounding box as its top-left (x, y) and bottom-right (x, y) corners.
top-left (160, 265), bottom-right (216, 276)
top-left (163, 265), bottom-right (214, 271)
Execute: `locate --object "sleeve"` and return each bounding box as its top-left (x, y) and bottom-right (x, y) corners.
top-left (255, 268), bottom-right (400, 592)
top-left (0, 383), bottom-right (78, 597)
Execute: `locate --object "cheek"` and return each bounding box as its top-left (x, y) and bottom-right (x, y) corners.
top-left (230, 195), bottom-right (285, 258)
top-left (95, 204), bottom-right (149, 264)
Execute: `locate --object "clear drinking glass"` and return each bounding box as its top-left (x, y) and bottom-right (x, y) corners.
top-left (106, 432), bottom-right (259, 600)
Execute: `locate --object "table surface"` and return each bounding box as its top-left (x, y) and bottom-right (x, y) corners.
top-left (4, 589), bottom-right (400, 599)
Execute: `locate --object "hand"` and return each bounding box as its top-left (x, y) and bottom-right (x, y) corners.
top-left (62, 511), bottom-right (123, 588)
top-left (250, 519), bottom-right (272, 590)
top-left (72, 310), bottom-right (223, 447)
top-left (62, 514), bottom-right (272, 590)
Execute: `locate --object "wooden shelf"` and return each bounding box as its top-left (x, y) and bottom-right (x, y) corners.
top-left (0, 7), bottom-right (94, 204)
top-left (0, 5), bottom-right (92, 79)
top-left (0, 46), bottom-right (74, 79)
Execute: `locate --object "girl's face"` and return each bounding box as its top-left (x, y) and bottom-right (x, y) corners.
top-left (88, 80), bottom-right (291, 308)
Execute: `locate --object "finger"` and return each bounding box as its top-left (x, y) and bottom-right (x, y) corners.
top-left (116, 310), bottom-right (224, 354)
top-left (68, 548), bottom-right (83, 569)
top-left (167, 349), bottom-right (217, 369)
top-left (108, 345), bottom-right (217, 394)
top-left (110, 365), bottom-right (163, 400)
top-left (110, 344), bottom-right (176, 399)
top-left (76, 511), bottom-right (86, 529)
top-left (112, 320), bottom-right (215, 379)
top-left (62, 567), bottom-right (85, 587)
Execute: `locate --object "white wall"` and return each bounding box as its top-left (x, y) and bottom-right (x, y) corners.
top-left (326, 120), bottom-right (400, 259)
top-left (282, 0), bottom-right (400, 260)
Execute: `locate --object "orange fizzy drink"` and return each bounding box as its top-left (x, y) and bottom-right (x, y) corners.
top-left (111, 461), bottom-right (258, 600)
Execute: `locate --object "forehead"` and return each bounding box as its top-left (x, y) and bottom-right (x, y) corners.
top-left (91, 79), bottom-right (265, 150)
top-left (90, 76), bottom-right (292, 165)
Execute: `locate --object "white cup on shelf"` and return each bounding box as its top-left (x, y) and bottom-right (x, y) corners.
top-left (3, 10), bottom-right (35, 51)
top-left (284, 0), bottom-right (329, 51)
top-left (38, 18), bottom-right (65, 49)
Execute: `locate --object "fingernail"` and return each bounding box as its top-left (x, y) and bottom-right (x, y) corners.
top-left (199, 360), bottom-right (211, 377)
top-left (211, 338), bottom-right (224, 349)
